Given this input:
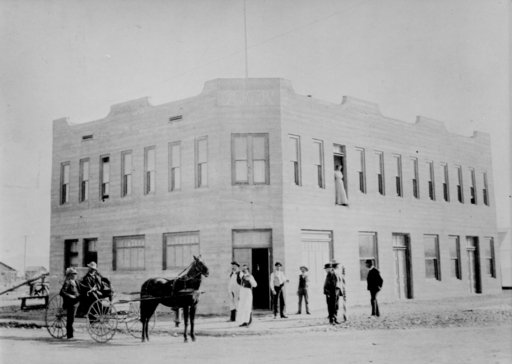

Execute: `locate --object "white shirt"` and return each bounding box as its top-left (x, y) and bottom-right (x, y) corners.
top-left (270, 270), bottom-right (287, 288)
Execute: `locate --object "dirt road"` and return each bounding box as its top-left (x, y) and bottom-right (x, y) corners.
top-left (1, 324), bottom-right (511, 364)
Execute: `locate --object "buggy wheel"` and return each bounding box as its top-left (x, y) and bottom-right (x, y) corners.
top-left (86, 298), bottom-right (118, 343)
top-left (125, 302), bottom-right (156, 338)
top-left (45, 294), bottom-right (66, 339)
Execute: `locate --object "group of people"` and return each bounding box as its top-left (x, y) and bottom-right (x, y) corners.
top-left (228, 259), bottom-right (383, 327)
top-left (59, 261), bottom-right (111, 339)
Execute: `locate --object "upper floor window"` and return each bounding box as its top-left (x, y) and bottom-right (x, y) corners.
top-left (375, 151), bottom-right (385, 195)
top-left (313, 139), bottom-right (325, 188)
top-left (289, 135), bottom-right (301, 186)
top-left (79, 158), bottom-right (89, 203)
top-left (169, 142), bottom-right (181, 191)
top-left (482, 172), bottom-right (489, 206)
top-left (232, 133), bottom-right (269, 185)
top-left (456, 166), bottom-right (464, 203)
top-left (144, 146), bottom-right (156, 194)
top-left (442, 163), bottom-right (449, 202)
top-left (113, 235), bottom-right (145, 271)
top-left (100, 155), bottom-right (110, 201)
top-left (469, 168), bottom-right (477, 205)
top-left (163, 231), bottom-right (200, 269)
top-left (448, 235), bottom-right (461, 279)
top-left (196, 137), bottom-right (208, 188)
top-left (427, 161), bottom-right (435, 200)
top-left (60, 162), bottom-right (70, 204)
top-left (121, 151), bottom-right (132, 197)
top-left (393, 154), bottom-right (403, 197)
top-left (411, 157), bottom-right (419, 199)
top-left (355, 147), bottom-right (366, 193)
top-left (424, 234), bottom-right (441, 280)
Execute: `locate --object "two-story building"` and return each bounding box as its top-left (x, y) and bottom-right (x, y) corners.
top-left (49, 78), bottom-right (501, 314)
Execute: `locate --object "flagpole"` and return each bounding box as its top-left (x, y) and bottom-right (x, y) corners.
top-left (243, 0), bottom-right (248, 78)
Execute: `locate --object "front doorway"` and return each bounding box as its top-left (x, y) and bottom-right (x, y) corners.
top-left (392, 233), bottom-right (413, 299)
top-left (232, 230), bottom-right (272, 310)
top-left (466, 236), bottom-right (482, 293)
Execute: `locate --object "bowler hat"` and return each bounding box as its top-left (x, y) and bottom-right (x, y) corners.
top-left (231, 261), bottom-right (240, 267)
top-left (299, 266), bottom-right (308, 272)
top-left (330, 259), bottom-right (339, 267)
top-left (87, 261), bottom-right (97, 270)
top-left (274, 262), bottom-right (282, 267)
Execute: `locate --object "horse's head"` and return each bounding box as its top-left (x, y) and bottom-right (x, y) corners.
top-left (193, 255), bottom-right (209, 278)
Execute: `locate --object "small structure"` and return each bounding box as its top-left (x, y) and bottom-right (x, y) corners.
top-left (0, 262), bottom-right (17, 288)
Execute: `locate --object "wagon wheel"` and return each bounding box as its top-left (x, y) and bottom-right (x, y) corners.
top-left (86, 298), bottom-right (118, 343)
top-left (45, 294), bottom-right (66, 339)
top-left (125, 301), bottom-right (156, 338)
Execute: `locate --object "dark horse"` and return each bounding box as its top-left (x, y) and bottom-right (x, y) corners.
top-left (140, 256), bottom-right (209, 342)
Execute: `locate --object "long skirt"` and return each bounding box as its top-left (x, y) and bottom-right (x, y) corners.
top-left (335, 178), bottom-right (348, 205)
top-left (236, 287), bottom-right (253, 325)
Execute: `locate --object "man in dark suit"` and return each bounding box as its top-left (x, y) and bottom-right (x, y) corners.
top-left (366, 259), bottom-right (383, 317)
top-left (323, 262), bottom-right (339, 325)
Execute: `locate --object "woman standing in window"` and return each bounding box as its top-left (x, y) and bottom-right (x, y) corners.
top-left (335, 165), bottom-right (349, 206)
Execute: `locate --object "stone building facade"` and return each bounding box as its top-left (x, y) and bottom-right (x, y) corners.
top-left (49, 78), bottom-right (501, 314)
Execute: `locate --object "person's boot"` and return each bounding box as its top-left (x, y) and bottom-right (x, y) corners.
top-left (306, 304), bottom-right (310, 314)
top-left (230, 310), bottom-right (236, 322)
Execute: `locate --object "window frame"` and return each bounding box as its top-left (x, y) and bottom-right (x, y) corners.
top-left (121, 150), bottom-right (132, 197)
top-left (169, 141), bottom-right (182, 191)
top-left (60, 162), bottom-right (70, 205)
top-left (99, 155), bottom-right (110, 201)
top-left (162, 231), bottom-right (200, 269)
top-left (393, 154), bottom-right (403, 197)
top-left (289, 134), bottom-right (301, 186)
top-left (355, 147), bottom-right (367, 194)
top-left (441, 163), bottom-right (450, 202)
top-left (456, 165), bottom-right (464, 203)
top-left (79, 158), bottom-right (89, 203)
top-left (427, 161), bottom-right (435, 201)
top-left (469, 168), bottom-right (477, 205)
top-left (375, 151), bottom-right (385, 195)
top-left (448, 235), bottom-right (461, 279)
top-left (358, 232), bottom-right (378, 281)
top-left (313, 139), bottom-right (325, 188)
top-left (231, 133), bottom-right (270, 185)
top-left (411, 157), bottom-right (419, 199)
top-left (113, 235), bottom-right (145, 271)
top-left (144, 146), bottom-right (156, 195)
top-left (482, 172), bottom-right (489, 206)
top-left (195, 136), bottom-right (208, 188)
top-left (482, 237), bottom-right (496, 278)
top-left (424, 234), bottom-right (441, 280)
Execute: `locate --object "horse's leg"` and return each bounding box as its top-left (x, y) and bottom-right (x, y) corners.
top-left (190, 303), bottom-right (196, 342)
top-left (141, 302), bottom-right (157, 343)
top-left (182, 305), bottom-right (189, 343)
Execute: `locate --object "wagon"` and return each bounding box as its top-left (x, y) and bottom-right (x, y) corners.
top-left (44, 292), bottom-right (157, 343)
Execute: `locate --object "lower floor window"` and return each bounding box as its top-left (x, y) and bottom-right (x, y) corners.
top-left (113, 235), bottom-right (145, 270)
top-left (163, 231), bottom-right (200, 269)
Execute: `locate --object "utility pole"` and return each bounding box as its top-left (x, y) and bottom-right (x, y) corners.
top-left (24, 235), bottom-right (27, 276)
top-left (243, 0), bottom-right (249, 78)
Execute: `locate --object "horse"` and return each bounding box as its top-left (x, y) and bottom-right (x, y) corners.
top-left (139, 255), bottom-right (209, 342)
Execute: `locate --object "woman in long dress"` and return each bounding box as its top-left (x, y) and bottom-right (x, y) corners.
top-left (236, 264), bottom-right (257, 327)
top-left (334, 165), bottom-right (349, 205)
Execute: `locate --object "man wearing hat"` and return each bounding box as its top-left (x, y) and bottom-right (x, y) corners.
top-left (60, 267), bottom-right (80, 339)
top-left (296, 266), bottom-right (310, 314)
top-left (366, 259), bottom-right (383, 317)
top-left (79, 261), bottom-right (105, 317)
top-left (323, 262), bottom-right (340, 324)
top-left (227, 261), bottom-right (241, 322)
top-left (269, 262), bottom-right (289, 318)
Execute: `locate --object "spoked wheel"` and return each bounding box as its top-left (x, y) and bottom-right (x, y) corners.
top-left (125, 302), bottom-right (156, 338)
top-left (45, 294), bottom-right (66, 339)
top-left (86, 298), bottom-right (118, 343)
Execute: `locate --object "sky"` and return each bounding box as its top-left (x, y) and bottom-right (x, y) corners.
top-left (0, 0), bottom-right (510, 272)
